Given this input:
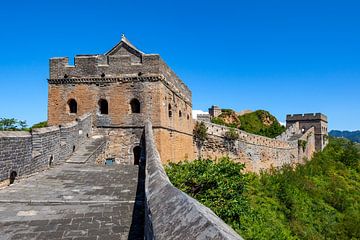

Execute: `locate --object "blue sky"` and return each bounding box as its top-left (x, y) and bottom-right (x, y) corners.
top-left (0, 0), bottom-right (359, 130)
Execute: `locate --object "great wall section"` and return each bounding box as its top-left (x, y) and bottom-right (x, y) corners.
top-left (0, 36), bottom-right (328, 239)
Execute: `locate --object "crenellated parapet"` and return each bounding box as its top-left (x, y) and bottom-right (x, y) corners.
top-left (49, 35), bottom-right (191, 104)
top-left (286, 113), bottom-right (328, 123)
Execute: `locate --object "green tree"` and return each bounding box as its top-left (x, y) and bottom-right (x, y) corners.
top-left (193, 121), bottom-right (208, 158)
top-left (166, 138), bottom-right (360, 239)
top-left (0, 118), bottom-right (28, 131)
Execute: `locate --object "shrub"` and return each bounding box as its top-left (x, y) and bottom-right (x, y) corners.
top-left (166, 138), bottom-right (360, 239)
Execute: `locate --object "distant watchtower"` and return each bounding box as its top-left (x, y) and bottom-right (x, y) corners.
top-left (286, 113), bottom-right (328, 151)
top-left (208, 105), bottom-right (222, 119)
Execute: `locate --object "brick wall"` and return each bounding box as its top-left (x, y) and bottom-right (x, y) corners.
top-left (144, 121), bottom-right (243, 240)
top-left (0, 114), bottom-right (92, 185)
top-left (197, 122), bottom-right (315, 173)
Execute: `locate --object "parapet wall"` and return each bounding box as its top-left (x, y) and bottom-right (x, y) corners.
top-left (286, 113), bottom-right (328, 122)
top-left (205, 122), bottom-right (297, 149)
top-left (0, 113), bottom-right (92, 185)
top-left (199, 122), bottom-right (310, 172)
top-left (144, 121), bottom-right (243, 240)
top-left (276, 122), bottom-right (301, 141)
top-left (49, 55), bottom-right (191, 104)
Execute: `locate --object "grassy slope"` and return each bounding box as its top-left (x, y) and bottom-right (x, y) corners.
top-left (211, 110), bottom-right (285, 138)
top-left (165, 138), bottom-right (360, 239)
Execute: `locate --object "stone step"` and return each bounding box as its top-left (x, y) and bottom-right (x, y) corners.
top-left (66, 136), bottom-right (105, 164)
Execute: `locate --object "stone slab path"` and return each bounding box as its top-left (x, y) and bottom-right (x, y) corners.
top-left (0, 159), bottom-right (145, 239)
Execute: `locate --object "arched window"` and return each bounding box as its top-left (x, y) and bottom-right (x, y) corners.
top-left (68, 99), bottom-right (77, 114)
top-left (130, 99), bottom-right (140, 113)
top-left (99, 99), bottom-right (108, 114)
top-left (168, 104), bottom-right (172, 118)
top-left (179, 110), bottom-right (182, 118)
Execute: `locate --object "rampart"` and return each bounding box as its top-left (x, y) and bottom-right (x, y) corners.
top-left (198, 122), bottom-right (315, 172)
top-left (286, 113), bottom-right (328, 122)
top-left (0, 113), bottom-right (92, 186)
top-left (144, 121), bottom-right (243, 239)
top-left (49, 54), bottom-right (191, 105)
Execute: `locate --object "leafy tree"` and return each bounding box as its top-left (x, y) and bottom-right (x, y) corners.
top-left (0, 118), bottom-right (28, 131)
top-left (166, 138), bottom-right (360, 239)
top-left (193, 121), bottom-right (208, 158)
top-left (225, 128), bottom-right (239, 141)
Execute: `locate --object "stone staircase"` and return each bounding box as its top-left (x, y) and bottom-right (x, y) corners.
top-left (66, 136), bottom-right (105, 164)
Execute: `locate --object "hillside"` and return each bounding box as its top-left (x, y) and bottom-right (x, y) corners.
top-left (211, 109), bottom-right (285, 138)
top-left (166, 138), bottom-right (360, 239)
top-left (329, 130), bottom-right (360, 143)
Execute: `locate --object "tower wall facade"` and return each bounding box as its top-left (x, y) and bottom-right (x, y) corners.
top-left (286, 113), bottom-right (328, 151)
top-left (48, 37), bottom-right (195, 164)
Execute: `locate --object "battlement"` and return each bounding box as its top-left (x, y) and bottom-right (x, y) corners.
top-left (286, 113), bottom-right (328, 122)
top-left (49, 35), bottom-right (191, 104)
top-left (286, 113), bottom-right (328, 151)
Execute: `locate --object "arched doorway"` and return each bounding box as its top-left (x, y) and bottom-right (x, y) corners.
top-left (9, 171), bottom-right (17, 185)
top-left (99, 99), bottom-right (108, 114)
top-left (68, 99), bottom-right (77, 114)
top-left (133, 146), bottom-right (141, 165)
top-left (130, 99), bottom-right (141, 113)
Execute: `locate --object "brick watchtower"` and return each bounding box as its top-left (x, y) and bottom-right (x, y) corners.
top-left (286, 113), bottom-right (328, 151)
top-left (47, 35), bottom-right (195, 163)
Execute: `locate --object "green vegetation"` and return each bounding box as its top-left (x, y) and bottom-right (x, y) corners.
top-left (0, 118), bottom-right (28, 131)
top-left (212, 109), bottom-right (241, 128)
top-left (238, 110), bottom-right (285, 138)
top-left (31, 121), bottom-right (48, 129)
top-left (225, 127), bottom-right (239, 141)
top-left (0, 118), bottom-right (48, 132)
top-left (298, 139), bottom-right (307, 152)
top-left (211, 109), bottom-right (285, 138)
top-left (193, 121), bottom-right (208, 144)
top-left (330, 130), bottom-right (360, 143)
top-left (166, 138), bottom-right (360, 239)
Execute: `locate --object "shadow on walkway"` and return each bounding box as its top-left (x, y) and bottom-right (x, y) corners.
top-left (128, 145), bottom-right (146, 239)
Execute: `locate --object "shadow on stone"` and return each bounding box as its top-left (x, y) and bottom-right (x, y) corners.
top-left (128, 138), bottom-right (146, 240)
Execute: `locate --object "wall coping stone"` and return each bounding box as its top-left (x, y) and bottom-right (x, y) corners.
top-left (32, 126), bottom-right (59, 134)
top-left (0, 131), bottom-right (31, 137)
top-left (144, 120), bottom-right (243, 240)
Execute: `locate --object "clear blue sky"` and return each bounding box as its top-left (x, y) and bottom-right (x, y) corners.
top-left (0, 0), bottom-right (359, 130)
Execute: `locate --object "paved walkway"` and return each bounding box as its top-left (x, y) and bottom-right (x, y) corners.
top-left (0, 147), bottom-right (145, 239)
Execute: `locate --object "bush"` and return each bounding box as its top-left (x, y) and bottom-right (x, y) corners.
top-left (31, 121), bottom-right (48, 129)
top-left (225, 128), bottom-right (239, 141)
top-left (165, 138), bottom-right (360, 239)
top-left (193, 121), bottom-right (208, 143)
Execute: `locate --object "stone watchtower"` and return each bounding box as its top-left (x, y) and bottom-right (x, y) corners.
top-left (48, 35), bottom-right (195, 164)
top-left (208, 105), bottom-right (222, 118)
top-left (286, 113), bottom-right (328, 151)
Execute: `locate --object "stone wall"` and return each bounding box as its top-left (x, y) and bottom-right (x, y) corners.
top-left (48, 36), bottom-right (195, 165)
top-left (144, 121), bottom-right (243, 240)
top-left (197, 122), bottom-right (315, 173)
top-left (0, 114), bottom-right (92, 185)
top-left (286, 113), bottom-right (328, 151)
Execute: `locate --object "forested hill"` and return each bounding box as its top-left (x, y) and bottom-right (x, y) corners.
top-left (211, 109), bottom-right (285, 138)
top-left (329, 130), bottom-right (360, 143)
